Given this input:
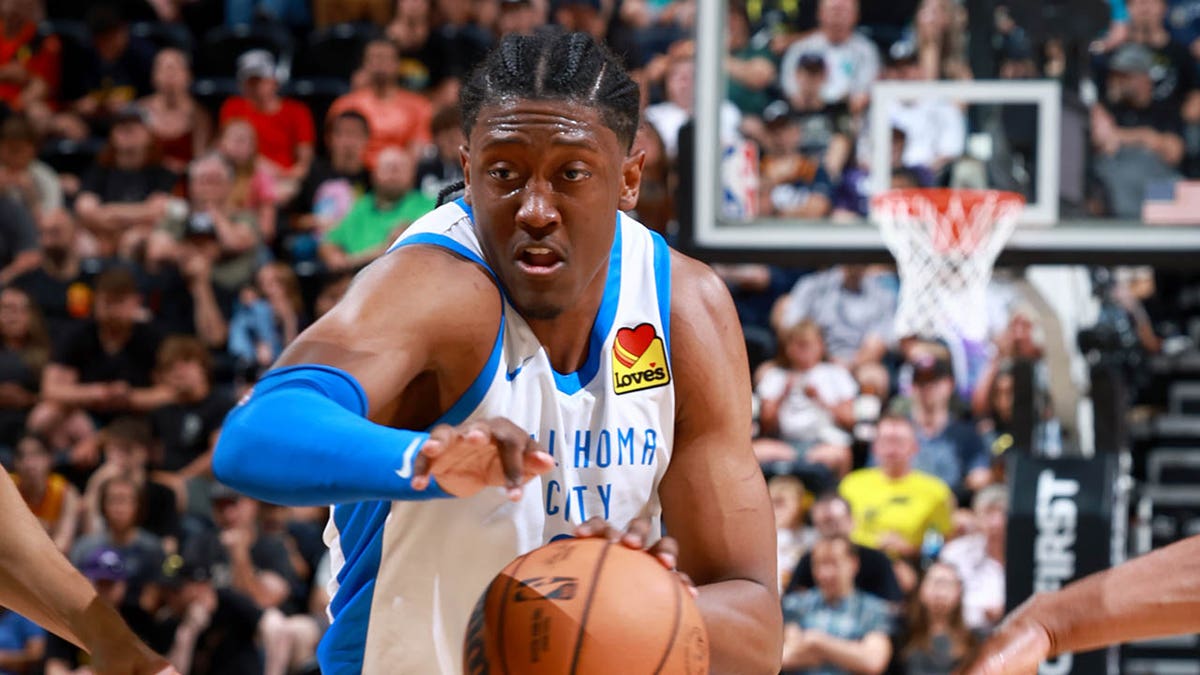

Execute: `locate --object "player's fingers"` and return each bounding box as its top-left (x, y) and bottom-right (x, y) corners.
top-left (520, 436), bottom-right (555, 476)
top-left (462, 420), bottom-right (493, 444)
top-left (485, 420), bottom-right (529, 496)
top-left (411, 449), bottom-right (433, 491)
top-left (621, 517), bottom-right (654, 550)
top-left (574, 516), bottom-right (620, 540)
top-left (675, 570), bottom-right (699, 599)
top-left (427, 424), bottom-right (456, 451)
top-left (646, 532), bottom-right (679, 569)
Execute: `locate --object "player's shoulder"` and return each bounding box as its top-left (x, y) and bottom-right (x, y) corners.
top-left (317, 231), bottom-right (501, 346)
top-left (668, 249), bottom-right (736, 327)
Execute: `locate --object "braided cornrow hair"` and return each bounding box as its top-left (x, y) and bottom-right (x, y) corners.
top-left (439, 32), bottom-right (640, 207)
top-left (460, 31), bottom-right (640, 154)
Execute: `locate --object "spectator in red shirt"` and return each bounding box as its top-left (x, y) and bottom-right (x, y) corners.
top-left (328, 39), bottom-right (433, 169)
top-left (0, 0), bottom-right (60, 127)
top-left (218, 50), bottom-right (314, 186)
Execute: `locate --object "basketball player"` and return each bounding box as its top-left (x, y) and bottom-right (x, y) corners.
top-left (962, 535), bottom-right (1200, 674)
top-left (213, 31), bottom-right (782, 674)
top-left (0, 471), bottom-right (175, 675)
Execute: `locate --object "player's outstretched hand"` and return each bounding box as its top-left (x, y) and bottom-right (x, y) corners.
top-left (413, 417), bottom-right (554, 501)
top-left (959, 611), bottom-right (1052, 675)
top-left (87, 625), bottom-right (179, 675)
top-left (573, 516), bottom-right (700, 598)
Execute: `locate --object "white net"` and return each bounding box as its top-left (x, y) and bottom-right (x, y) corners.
top-left (873, 189), bottom-right (1024, 344)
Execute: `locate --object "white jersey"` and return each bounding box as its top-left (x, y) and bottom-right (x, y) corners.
top-left (319, 199), bottom-right (676, 674)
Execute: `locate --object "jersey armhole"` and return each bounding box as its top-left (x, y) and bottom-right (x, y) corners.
top-left (387, 234), bottom-right (506, 428)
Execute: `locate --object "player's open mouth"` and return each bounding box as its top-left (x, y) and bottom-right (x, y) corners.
top-left (516, 246), bottom-right (564, 276)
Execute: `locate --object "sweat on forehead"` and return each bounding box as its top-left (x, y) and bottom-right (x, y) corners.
top-left (458, 31), bottom-right (640, 151)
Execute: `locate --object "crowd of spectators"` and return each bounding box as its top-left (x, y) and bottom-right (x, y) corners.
top-left (0, 0), bottom-right (1190, 674)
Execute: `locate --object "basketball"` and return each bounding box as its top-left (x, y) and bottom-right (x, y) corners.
top-left (463, 537), bottom-right (709, 675)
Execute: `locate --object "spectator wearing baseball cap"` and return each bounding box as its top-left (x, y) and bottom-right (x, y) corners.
top-left (218, 50), bottom-right (316, 184)
top-left (905, 353), bottom-right (991, 497)
top-left (155, 548), bottom-right (267, 675)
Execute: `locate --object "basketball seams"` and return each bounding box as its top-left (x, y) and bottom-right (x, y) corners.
top-left (650, 570), bottom-right (683, 675)
top-left (495, 553), bottom-right (530, 675)
top-left (568, 539), bottom-right (613, 675)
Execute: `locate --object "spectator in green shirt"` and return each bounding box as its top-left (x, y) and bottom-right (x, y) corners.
top-left (319, 146), bottom-right (435, 272)
top-left (727, 0), bottom-right (778, 116)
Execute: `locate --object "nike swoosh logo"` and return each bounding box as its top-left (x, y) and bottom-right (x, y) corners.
top-left (506, 355), bottom-right (535, 381)
top-left (395, 437), bottom-right (424, 480)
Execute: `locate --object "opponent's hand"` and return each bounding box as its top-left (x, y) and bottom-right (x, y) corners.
top-left (959, 615), bottom-right (1052, 675)
top-left (413, 418), bottom-right (554, 500)
top-left (573, 516), bottom-right (699, 598)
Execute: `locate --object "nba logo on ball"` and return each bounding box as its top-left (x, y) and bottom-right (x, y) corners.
top-left (463, 538), bottom-right (709, 674)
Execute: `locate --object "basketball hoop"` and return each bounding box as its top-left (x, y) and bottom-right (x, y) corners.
top-left (872, 188), bottom-right (1025, 344)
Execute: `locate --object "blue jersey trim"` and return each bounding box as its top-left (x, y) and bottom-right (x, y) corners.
top-left (551, 217), bottom-right (622, 395)
top-left (390, 233), bottom-right (492, 277)
top-left (454, 196), bottom-right (474, 221)
top-left (650, 229), bottom-right (672, 354)
top-left (318, 499), bottom-right (392, 674)
top-left (438, 311), bottom-right (505, 427)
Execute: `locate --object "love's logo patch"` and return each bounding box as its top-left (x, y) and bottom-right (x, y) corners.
top-left (612, 323), bottom-right (670, 395)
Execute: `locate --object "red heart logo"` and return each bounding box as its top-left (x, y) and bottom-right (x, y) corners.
top-left (615, 324), bottom-right (657, 368)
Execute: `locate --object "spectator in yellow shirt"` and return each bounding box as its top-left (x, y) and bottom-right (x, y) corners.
top-left (840, 414), bottom-right (954, 591)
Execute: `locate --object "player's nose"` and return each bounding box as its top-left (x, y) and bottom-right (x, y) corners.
top-left (515, 179), bottom-right (560, 234)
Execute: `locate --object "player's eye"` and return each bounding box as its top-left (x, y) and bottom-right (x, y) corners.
top-left (563, 167), bottom-right (591, 182)
top-left (488, 167), bottom-right (517, 181)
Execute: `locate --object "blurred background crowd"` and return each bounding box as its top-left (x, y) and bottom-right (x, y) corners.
top-left (0, 0), bottom-right (1196, 673)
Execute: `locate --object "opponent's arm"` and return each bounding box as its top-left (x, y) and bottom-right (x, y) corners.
top-left (661, 253), bottom-right (783, 675)
top-left (212, 246), bottom-right (552, 506)
top-left (963, 534), bottom-right (1200, 675)
top-left (0, 472), bottom-right (174, 675)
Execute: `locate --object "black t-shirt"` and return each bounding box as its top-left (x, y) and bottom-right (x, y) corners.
top-left (428, 24), bottom-right (493, 82)
top-left (415, 154), bottom-right (463, 203)
top-left (68, 36), bottom-right (156, 104)
top-left (0, 348), bottom-right (39, 448)
top-left (792, 101), bottom-right (853, 159)
top-left (142, 479), bottom-right (181, 541)
top-left (1094, 40), bottom-right (1198, 107)
top-left (1109, 100), bottom-right (1185, 137)
top-left (184, 529), bottom-right (306, 616)
top-left (11, 259), bottom-right (104, 350)
top-left (188, 588), bottom-right (264, 675)
top-left (286, 158), bottom-right (371, 217)
top-left (151, 389), bottom-right (235, 472)
top-left (80, 164), bottom-right (177, 204)
top-left (0, 196), bottom-right (36, 269)
top-left (786, 543), bottom-right (904, 603)
top-left (53, 321), bottom-right (162, 387)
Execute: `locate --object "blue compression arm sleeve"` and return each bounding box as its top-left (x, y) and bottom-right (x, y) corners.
top-left (212, 364), bottom-right (451, 505)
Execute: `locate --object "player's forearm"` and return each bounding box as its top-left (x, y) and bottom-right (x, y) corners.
top-left (0, 473), bottom-right (92, 648)
top-left (212, 364), bottom-right (450, 505)
top-left (1033, 535), bottom-right (1200, 656)
top-left (696, 579), bottom-right (783, 674)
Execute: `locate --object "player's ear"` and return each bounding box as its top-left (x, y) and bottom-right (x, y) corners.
top-left (618, 149), bottom-right (645, 212)
top-left (459, 145), bottom-right (472, 204)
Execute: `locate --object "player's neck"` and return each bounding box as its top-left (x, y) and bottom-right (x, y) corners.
top-left (525, 264), bottom-right (610, 374)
